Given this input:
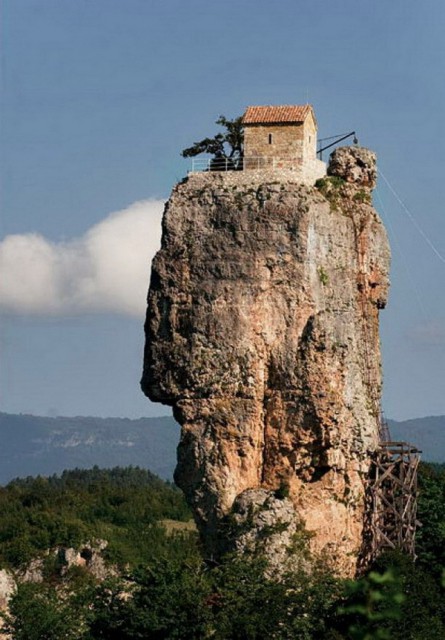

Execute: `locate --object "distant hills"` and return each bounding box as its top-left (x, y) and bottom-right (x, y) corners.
top-left (0, 412), bottom-right (443, 485)
top-left (0, 413), bottom-right (180, 485)
top-left (388, 415), bottom-right (445, 462)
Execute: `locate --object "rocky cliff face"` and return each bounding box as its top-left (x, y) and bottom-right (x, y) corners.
top-left (141, 146), bottom-right (390, 576)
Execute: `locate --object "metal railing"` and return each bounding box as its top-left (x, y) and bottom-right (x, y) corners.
top-left (190, 157), bottom-right (244, 172)
top-left (189, 156), bottom-right (306, 173)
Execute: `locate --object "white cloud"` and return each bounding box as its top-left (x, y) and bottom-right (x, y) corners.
top-left (0, 200), bottom-right (164, 317)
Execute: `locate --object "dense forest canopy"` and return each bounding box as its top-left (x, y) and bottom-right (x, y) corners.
top-left (0, 466), bottom-right (192, 569)
top-left (0, 464), bottom-right (444, 639)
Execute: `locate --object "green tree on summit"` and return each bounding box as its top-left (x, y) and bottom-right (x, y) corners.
top-left (181, 115), bottom-right (244, 170)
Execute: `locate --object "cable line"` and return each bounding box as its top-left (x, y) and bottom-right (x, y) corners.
top-left (375, 189), bottom-right (430, 325)
top-left (378, 168), bottom-right (445, 266)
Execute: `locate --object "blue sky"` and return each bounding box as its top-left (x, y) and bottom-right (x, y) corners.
top-left (1, 0), bottom-right (444, 420)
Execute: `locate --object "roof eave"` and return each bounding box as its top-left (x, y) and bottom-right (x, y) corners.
top-left (243, 120), bottom-right (305, 126)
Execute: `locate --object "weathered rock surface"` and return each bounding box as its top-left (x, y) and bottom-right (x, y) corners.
top-left (58, 539), bottom-right (111, 580)
top-left (227, 488), bottom-right (310, 576)
top-left (327, 146), bottom-right (377, 187)
top-left (141, 146), bottom-right (390, 576)
top-left (0, 570), bottom-right (15, 611)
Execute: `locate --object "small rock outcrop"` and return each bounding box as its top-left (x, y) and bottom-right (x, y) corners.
top-left (327, 146), bottom-right (377, 187)
top-left (141, 146), bottom-right (390, 576)
top-left (58, 540), bottom-right (111, 580)
top-left (0, 570), bottom-right (15, 611)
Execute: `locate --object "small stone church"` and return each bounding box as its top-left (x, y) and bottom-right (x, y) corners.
top-left (242, 104), bottom-right (326, 183)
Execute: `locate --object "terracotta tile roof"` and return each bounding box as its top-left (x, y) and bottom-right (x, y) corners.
top-left (242, 105), bottom-right (313, 124)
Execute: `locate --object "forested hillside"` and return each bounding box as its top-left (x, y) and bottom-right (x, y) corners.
top-left (0, 467), bottom-right (192, 570)
top-left (0, 464), bottom-right (444, 639)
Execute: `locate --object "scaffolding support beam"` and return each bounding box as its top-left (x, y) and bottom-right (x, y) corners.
top-left (369, 441), bottom-right (420, 562)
